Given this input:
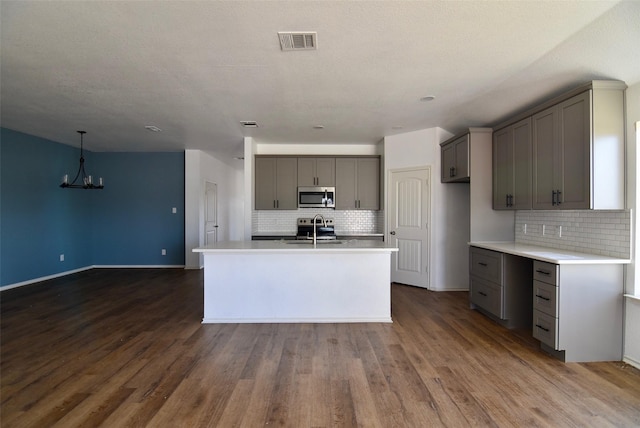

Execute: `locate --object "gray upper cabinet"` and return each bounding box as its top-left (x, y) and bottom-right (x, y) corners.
top-left (533, 91), bottom-right (592, 209)
top-left (493, 118), bottom-right (532, 210)
top-left (335, 157), bottom-right (380, 210)
top-left (441, 134), bottom-right (470, 183)
top-left (297, 157), bottom-right (335, 186)
top-left (494, 80), bottom-right (625, 211)
top-left (255, 157), bottom-right (298, 210)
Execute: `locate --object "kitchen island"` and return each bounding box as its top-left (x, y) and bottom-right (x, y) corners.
top-left (193, 240), bottom-right (399, 323)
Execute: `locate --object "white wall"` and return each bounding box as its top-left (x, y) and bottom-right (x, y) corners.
top-left (384, 127), bottom-right (474, 291)
top-left (184, 149), bottom-right (244, 269)
top-left (625, 81), bottom-right (640, 368)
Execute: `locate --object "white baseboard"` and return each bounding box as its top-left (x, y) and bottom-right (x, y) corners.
top-left (202, 317), bottom-right (393, 324)
top-left (92, 265), bottom-right (185, 269)
top-left (0, 266), bottom-right (93, 291)
top-left (623, 356), bottom-right (640, 370)
top-left (1, 265), bottom-right (186, 291)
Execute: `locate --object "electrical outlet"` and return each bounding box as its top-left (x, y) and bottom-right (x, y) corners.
top-left (558, 225), bottom-right (563, 238)
top-left (172, 207), bottom-right (177, 214)
top-left (161, 249), bottom-right (166, 256)
top-left (522, 224), bottom-right (527, 234)
top-left (60, 254), bottom-right (64, 262)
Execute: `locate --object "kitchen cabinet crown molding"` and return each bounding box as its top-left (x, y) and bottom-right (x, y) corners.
top-left (492, 80), bottom-right (627, 132)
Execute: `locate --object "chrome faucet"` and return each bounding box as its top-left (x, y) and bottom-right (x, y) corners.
top-left (312, 214), bottom-right (327, 246)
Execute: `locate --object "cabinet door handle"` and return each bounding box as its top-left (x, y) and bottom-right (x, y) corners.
top-left (556, 190), bottom-right (562, 205)
top-left (535, 324), bottom-right (550, 332)
top-left (509, 194), bottom-right (514, 207)
top-left (479, 291), bottom-right (488, 297)
top-left (535, 294), bottom-right (551, 301)
top-left (478, 262), bottom-right (488, 267)
top-left (451, 166), bottom-right (456, 177)
top-left (535, 269), bottom-right (551, 276)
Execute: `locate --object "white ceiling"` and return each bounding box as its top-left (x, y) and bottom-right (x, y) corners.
top-left (1, 1), bottom-right (639, 163)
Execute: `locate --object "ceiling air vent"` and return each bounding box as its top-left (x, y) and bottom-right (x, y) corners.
top-left (278, 32), bottom-right (317, 51)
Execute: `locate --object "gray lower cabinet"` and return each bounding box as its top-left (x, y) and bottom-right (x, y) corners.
top-left (532, 261), bottom-right (623, 362)
top-left (469, 247), bottom-right (532, 328)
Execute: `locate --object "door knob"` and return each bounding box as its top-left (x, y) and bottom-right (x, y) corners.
top-left (390, 231), bottom-right (396, 235)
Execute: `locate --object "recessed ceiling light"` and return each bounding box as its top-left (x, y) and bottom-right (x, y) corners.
top-left (313, 125), bottom-right (324, 129)
top-left (420, 95), bottom-right (436, 102)
top-left (240, 121), bottom-right (258, 128)
top-left (145, 125), bottom-right (162, 132)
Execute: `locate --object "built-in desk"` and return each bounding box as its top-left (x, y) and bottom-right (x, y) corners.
top-left (469, 242), bottom-right (629, 362)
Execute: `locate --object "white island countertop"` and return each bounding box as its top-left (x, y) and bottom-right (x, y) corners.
top-left (469, 241), bottom-right (630, 265)
top-left (194, 239), bottom-right (398, 254)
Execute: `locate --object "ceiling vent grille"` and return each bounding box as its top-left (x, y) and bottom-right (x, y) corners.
top-left (278, 32), bottom-right (317, 51)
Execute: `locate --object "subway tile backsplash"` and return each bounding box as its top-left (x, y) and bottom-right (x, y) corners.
top-left (253, 209), bottom-right (383, 235)
top-left (515, 210), bottom-right (631, 259)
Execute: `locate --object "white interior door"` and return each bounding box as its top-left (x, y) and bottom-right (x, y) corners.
top-left (389, 167), bottom-right (430, 288)
top-left (205, 181), bottom-right (218, 245)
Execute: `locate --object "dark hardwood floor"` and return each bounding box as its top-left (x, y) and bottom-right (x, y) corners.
top-left (1, 268), bottom-right (639, 427)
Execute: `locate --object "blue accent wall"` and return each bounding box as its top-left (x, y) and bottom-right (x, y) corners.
top-left (0, 128), bottom-right (185, 287)
top-left (91, 152), bottom-right (185, 265)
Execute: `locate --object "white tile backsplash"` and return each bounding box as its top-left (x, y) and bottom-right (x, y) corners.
top-left (515, 210), bottom-right (631, 258)
top-left (253, 209), bottom-right (383, 235)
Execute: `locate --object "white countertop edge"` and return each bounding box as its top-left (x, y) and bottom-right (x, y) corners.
top-left (194, 240), bottom-right (398, 253)
top-left (202, 317), bottom-right (393, 324)
top-left (469, 241), bottom-right (630, 264)
top-left (194, 247), bottom-right (399, 254)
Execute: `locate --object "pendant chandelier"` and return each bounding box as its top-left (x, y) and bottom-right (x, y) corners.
top-left (60, 131), bottom-right (104, 189)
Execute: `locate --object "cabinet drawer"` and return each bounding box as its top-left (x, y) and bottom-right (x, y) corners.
top-left (533, 260), bottom-right (558, 285)
top-left (470, 277), bottom-right (502, 318)
top-left (533, 280), bottom-right (558, 317)
top-left (533, 309), bottom-right (558, 349)
top-left (470, 247), bottom-right (503, 284)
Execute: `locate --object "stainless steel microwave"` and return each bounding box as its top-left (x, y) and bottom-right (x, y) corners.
top-left (298, 186), bottom-right (336, 208)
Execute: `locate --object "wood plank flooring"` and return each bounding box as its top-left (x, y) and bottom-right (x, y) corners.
top-left (2, 268), bottom-right (639, 427)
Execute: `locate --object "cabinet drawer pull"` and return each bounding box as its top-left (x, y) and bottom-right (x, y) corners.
top-left (535, 294), bottom-right (550, 301)
top-left (478, 262), bottom-right (488, 267)
top-left (535, 269), bottom-right (551, 276)
top-left (479, 291), bottom-right (488, 297)
top-left (535, 324), bottom-right (550, 332)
